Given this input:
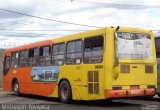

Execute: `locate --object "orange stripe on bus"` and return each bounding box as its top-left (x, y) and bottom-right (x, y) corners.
top-left (105, 89), bottom-right (155, 98)
top-left (5, 40), bottom-right (53, 55)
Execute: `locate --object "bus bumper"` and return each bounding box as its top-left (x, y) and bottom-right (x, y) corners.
top-left (105, 88), bottom-right (155, 98)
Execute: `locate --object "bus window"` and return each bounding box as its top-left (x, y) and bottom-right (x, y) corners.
top-left (155, 37), bottom-right (160, 58)
top-left (84, 36), bottom-right (104, 64)
top-left (4, 56), bottom-right (10, 75)
top-left (66, 40), bottom-right (82, 64)
top-left (52, 43), bottom-right (65, 65)
top-left (29, 48), bottom-right (39, 67)
top-left (39, 46), bottom-right (51, 66)
top-left (11, 52), bottom-right (19, 68)
top-left (19, 50), bottom-right (28, 67)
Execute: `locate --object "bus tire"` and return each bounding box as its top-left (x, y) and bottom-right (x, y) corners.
top-left (12, 80), bottom-right (19, 96)
top-left (158, 94), bottom-right (160, 97)
top-left (59, 80), bottom-right (72, 103)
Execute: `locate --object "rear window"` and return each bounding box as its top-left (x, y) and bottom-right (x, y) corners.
top-left (11, 52), bottom-right (19, 68)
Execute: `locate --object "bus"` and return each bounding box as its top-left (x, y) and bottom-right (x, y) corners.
top-left (154, 36), bottom-right (160, 97)
top-left (3, 27), bottom-right (157, 103)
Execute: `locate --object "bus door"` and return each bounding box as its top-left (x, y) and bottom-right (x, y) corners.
top-left (83, 36), bottom-right (105, 100)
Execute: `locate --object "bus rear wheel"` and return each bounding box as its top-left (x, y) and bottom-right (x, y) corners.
top-left (12, 80), bottom-right (19, 96)
top-left (158, 94), bottom-right (160, 97)
top-left (59, 80), bottom-right (72, 103)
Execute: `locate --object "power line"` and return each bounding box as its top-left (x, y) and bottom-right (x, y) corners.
top-left (0, 31), bottom-right (65, 36)
top-left (0, 18), bottom-right (55, 29)
top-left (50, 0), bottom-right (160, 7)
top-left (0, 19), bottom-right (88, 32)
top-left (51, 0), bottom-right (160, 4)
top-left (0, 8), bottom-right (101, 28)
top-left (73, 0), bottom-right (160, 6)
top-left (1, 8), bottom-right (160, 32)
top-left (1, 21), bottom-right (160, 33)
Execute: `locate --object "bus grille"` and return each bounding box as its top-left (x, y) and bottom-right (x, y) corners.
top-left (88, 71), bottom-right (99, 94)
top-left (145, 65), bottom-right (153, 73)
top-left (120, 65), bottom-right (130, 73)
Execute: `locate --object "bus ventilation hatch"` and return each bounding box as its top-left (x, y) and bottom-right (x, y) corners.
top-left (88, 71), bottom-right (99, 94)
top-left (120, 65), bottom-right (130, 73)
top-left (145, 65), bottom-right (153, 73)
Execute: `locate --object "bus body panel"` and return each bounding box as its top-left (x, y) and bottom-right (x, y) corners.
top-left (51, 29), bottom-right (106, 100)
top-left (109, 28), bottom-right (157, 98)
top-left (155, 36), bottom-right (160, 95)
top-left (156, 58), bottom-right (160, 93)
top-left (3, 67), bottom-right (57, 96)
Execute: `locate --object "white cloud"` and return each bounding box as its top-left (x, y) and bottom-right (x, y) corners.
top-left (0, 0), bottom-right (160, 48)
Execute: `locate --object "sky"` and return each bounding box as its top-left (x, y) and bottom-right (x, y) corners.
top-left (0, 0), bottom-right (160, 48)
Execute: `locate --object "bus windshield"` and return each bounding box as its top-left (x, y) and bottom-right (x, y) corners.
top-left (116, 32), bottom-right (152, 59)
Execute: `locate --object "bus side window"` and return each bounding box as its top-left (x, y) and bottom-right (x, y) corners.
top-left (29, 48), bottom-right (39, 67)
top-left (39, 46), bottom-right (51, 66)
top-left (19, 50), bottom-right (28, 67)
top-left (4, 56), bottom-right (10, 75)
top-left (84, 36), bottom-right (104, 64)
top-left (11, 52), bottom-right (19, 68)
top-left (155, 37), bottom-right (160, 58)
top-left (66, 40), bottom-right (82, 64)
top-left (52, 43), bottom-right (65, 65)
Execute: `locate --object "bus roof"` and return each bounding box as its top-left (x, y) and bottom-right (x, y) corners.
top-left (5, 40), bottom-right (53, 54)
top-left (5, 26), bottom-right (152, 54)
top-left (5, 27), bottom-right (106, 54)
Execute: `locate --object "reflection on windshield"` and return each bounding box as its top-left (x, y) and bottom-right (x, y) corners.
top-left (116, 32), bottom-right (152, 59)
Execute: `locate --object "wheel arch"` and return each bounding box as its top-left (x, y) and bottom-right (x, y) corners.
top-left (11, 78), bottom-right (18, 90)
top-left (58, 78), bottom-right (71, 89)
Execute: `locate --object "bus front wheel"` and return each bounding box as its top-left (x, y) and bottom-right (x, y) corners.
top-left (12, 80), bottom-right (19, 96)
top-left (59, 80), bottom-right (72, 103)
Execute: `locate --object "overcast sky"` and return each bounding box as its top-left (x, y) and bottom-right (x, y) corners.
top-left (0, 0), bottom-right (160, 48)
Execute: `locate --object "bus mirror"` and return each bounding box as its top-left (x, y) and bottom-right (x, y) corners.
top-left (113, 67), bottom-right (119, 80)
top-left (115, 26), bottom-right (120, 31)
top-left (114, 29), bottom-right (119, 67)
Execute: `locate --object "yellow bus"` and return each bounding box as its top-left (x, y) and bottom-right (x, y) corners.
top-left (3, 27), bottom-right (157, 103)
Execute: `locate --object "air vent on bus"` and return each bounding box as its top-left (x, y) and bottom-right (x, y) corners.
top-left (147, 85), bottom-right (155, 89)
top-left (112, 86), bottom-right (122, 90)
top-left (88, 71), bottom-right (93, 82)
top-left (145, 65), bottom-right (153, 73)
top-left (88, 83), bottom-right (93, 94)
top-left (94, 71), bottom-right (99, 82)
top-left (94, 83), bottom-right (99, 94)
top-left (120, 65), bottom-right (130, 73)
top-left (88, 71), bottom-right (99, 94)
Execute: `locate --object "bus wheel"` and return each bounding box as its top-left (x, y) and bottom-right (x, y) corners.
top-left (12, 80), bottom-right (19, 96)
top-left (158, 94), bottom-right (160, 97)
top-left (59, 80), bottom-right (72, 103)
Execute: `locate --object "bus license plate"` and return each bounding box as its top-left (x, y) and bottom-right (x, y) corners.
top-left (131, 90), bottom-right (141, 95)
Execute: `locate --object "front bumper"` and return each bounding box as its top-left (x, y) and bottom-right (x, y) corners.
top-left (105, 88), bottom-right (155, 98)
